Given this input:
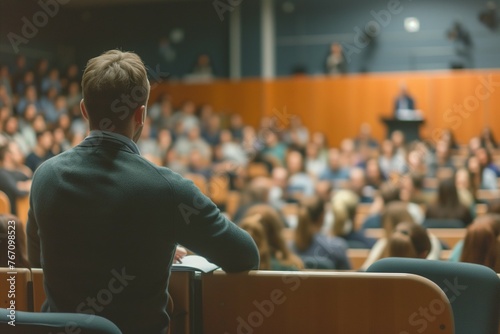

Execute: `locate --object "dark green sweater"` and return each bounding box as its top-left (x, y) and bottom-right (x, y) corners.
top-left (27, 132), bottom-right (259, 334)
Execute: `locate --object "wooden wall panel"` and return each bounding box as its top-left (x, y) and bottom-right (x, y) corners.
top-left (150, 70), bottom-right (500, 147)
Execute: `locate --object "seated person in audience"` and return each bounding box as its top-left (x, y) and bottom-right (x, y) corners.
top-left (19, 104), bottom-right (38, 152)
top-left (383, 221), bottom-right (431, 259)
top-left (171, 100), bottom-right (200, 134)
top-left (0, 141), bottom-right (31, 214)
top-left (291, 196), bottom-right (350, 269)
top-left (268, 166), bottom-right (288, 209)
top-left (229, 114), bottom-right (244, 142)
top-left (261, 130), bottom-right (287, 166)
top-left (198, 104), bottom-right (214, 132)
top-left (468, 136), bottom-right (482, 155)
top-left (455, 167), bottom-right (476, 206)
top-left (440, 128), bottom-right (459, 151)
top-left (173, 125), bottom-right (211, 163)
top-left (349, 167), bottom-right (374, 203)
top-left (25, 129), bottom-right (54, 172)
top-left (425, 178), bottom-right (473, 227)
top-left (201, 114), bottom-right (221, 147)
top-left (362, 182), bottom-right (400, 229)
top-left (283, 116), bottom-right (309, 149)
top-left (243, 204), bottom-right (304, 270)
top-left (233, 177), bottom-right (273, 222)
top-left (319, 148), bottom-right (350, 185)
top-left (459, 214), bottom-right (500, 272)
top-left (137, 117), bottom-right (160, 157)
top-left (2, 115), bottom-right (30, 155)
top-left (0, 84), bottom-right (12, 111)
top-left (187, 149), bottom-right (212, 181)
top-left (368, 178), bottom-right (424, 228)
top-left (315, 180), bottom-right (333, 204)
top-left (354, 123), bottom-right (379, 150)
top-left (239, 216), bottom-right (273, 270)
top-left (286, 150), bottom-right (314, 200)
top-left (449, 207), bottom-right (491, 261)
top-left (340, 138), bottom-right (360, 168)
top-left (39, 87), bottom-right (60, 124)
top-left (361, 202), bottom-right (442, 270)
top-left (27, 50), bottom-right (259, 334)
top-left (41, 68), bottom-right (62, 95)
top-left (52, 127), bottom-right (70, 156)
top-left (0, 214), bottom-right (30, 268)
top-left (311, 131), bottom-right (329, 161)
top-left (428, 139), bottom-right (455, 177)
top-left (151, 96), bottom-right (174, 130)
top-left (16, 85), bottom-right (40, 116)
top-left (391, 130), bottom-right (407, 158)
top-left (305, 141), bottom-right (326, 178)
top-left (378, 139), bottom-right (405, 178)
top-left (475, 146), bottom-right (500, 177)
top-left (480, 126), bottom-right (498, 151)
top-left (328, 190), bottom-right (375, 248)
top-left (405, 148), bottom-right (428, 176)
top-left (399, 172), bottom-right (430, 206)
top-left (467, 155), bottom-right (497, 191)
top-left (219, 129), bottom-right (247, 165)
top-left (365, 158), bottom-right (385, 190)
top-left (1, 140), bottom-right (32, 179)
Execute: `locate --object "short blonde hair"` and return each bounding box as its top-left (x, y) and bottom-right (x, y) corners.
top-left (82, 50), bottom-right (150, 130)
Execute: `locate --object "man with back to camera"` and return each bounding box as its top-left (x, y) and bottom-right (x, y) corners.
top-left (27, 50), bottom-right (260, 334)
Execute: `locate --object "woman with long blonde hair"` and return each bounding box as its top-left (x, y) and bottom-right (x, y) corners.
top-left (330, 190), bottom-right (375, 248)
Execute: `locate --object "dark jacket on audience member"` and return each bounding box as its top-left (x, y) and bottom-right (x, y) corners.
top-left (27, 131), bottom-right (259, 334)
top-left (291, 234), bottom-right (351, 270)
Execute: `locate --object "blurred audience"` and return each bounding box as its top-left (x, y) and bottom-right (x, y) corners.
top-left (425, 178), bottom-right (473, 227)
top-left (291, 196), bottom-right (350, 269)
top-left (1, 54), bottom-right (500, 273)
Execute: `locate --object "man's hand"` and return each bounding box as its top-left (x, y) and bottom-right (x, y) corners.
top-left (174, 246), bottom-right (187, 263)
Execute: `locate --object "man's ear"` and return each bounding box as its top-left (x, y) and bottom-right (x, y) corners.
top-left (134, 105), bottom-right (146, 126)
top-left (80, 99), bottom-right (89, 121)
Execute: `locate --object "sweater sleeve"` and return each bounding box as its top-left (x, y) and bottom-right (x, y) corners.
top-left (170, 174), bottom-right (260, 272)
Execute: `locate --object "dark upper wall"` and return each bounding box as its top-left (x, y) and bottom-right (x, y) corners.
top-left (0, 0), bottom-right (229, 79)
top-left (275, 0), bottom-right (500, 75)
top-left (1, 0), bottom-right (499, 78)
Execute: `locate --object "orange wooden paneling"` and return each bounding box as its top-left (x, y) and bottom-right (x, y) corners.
top-left (151, 70), bottom-right (500, 147)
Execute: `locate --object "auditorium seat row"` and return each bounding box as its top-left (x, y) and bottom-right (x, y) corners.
top-left (3, 261), bottom-right (500, 334)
